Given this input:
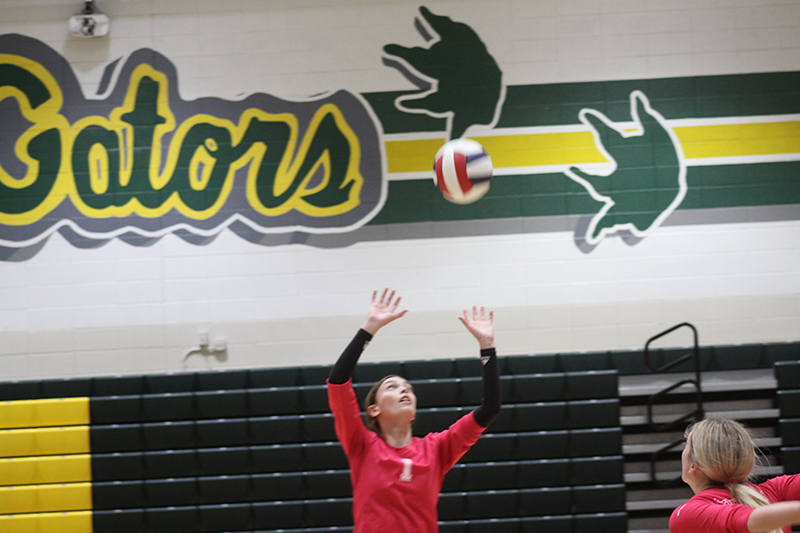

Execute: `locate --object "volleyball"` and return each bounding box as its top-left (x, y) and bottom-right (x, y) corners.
top-left (433, 139), bottom-right (493, 204)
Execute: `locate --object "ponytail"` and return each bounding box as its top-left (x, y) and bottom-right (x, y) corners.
top-left (688, 418), bottom-right (781, 533)
top-left (726, 481), bottom-right (781, 533)
top-left (727, 481), bottom-right (769, 508)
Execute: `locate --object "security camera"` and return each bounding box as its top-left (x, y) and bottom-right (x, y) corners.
top-left (68, 1), bottom-right (109, 38)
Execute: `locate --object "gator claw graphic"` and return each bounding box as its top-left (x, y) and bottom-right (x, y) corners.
top-left (565, 90), bottom-right (687, 247)
top-left (383, 6), bottom-right (504, 140)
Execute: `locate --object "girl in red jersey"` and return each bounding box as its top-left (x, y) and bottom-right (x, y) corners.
top-left (327, 289), bottom-right (500, 533)
top-left (670, 417), bottom-right (800, 533)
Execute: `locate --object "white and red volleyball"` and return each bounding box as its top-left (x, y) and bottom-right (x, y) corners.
top-left (433, 138), bottom-right (493, 204)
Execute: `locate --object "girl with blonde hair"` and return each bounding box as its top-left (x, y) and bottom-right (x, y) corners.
top-left (671, 417), bottom-right (800, 533)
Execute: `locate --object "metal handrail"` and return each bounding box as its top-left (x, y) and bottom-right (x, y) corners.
top-left (644, 322), bottom-right (704, 487)
top-left (649, 437), bottom-right (687, 488)
top-left (644, 322), bottom-right (700, 374)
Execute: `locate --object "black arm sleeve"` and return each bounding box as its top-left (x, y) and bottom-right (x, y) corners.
top-left (473, 348), bottom-right (501, 428)
top-left (328, 329), bottom-right (373, 384)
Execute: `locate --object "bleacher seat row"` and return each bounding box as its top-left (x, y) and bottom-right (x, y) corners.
top-left (4, 341), bottom-right (800, 533)
top-left (5, 349), bottom-right (705, 533)
top-left (2, 340), bottom-right (798, 403)
top-left (776, 361), bottom-right (800, 474)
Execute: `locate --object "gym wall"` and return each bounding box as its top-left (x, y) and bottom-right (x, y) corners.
top-left (0, 0), bottom-right (798, 381)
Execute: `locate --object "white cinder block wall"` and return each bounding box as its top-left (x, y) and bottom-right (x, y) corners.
top-left (0, 0), bottom-right (798, 380)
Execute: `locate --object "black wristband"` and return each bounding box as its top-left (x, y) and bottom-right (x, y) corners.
top-left (474, 347), bottom-right (500, 427)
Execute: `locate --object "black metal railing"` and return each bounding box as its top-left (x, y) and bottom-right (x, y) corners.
top-left (644, 322), bottom-right (704, 487)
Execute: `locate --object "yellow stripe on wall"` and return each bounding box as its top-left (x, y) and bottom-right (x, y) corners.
top-left (477, 131), bottom-right (605, 169)
top-left (385, 132), bottom-right (607, 174)
top-left (0, 398), bottom-right (90, 430)
top-left (385, 121), bottom-right (800, 174)
top-left (385, 138), bottom-right (445, 174)
top-left (0, 482), bottom-right (92, 514)
top-left (0, 426), bottom-right (90, 457)
top-left (0, 510), bottom-right (92, 533)
top-left (675, 121), bottom-right (800, 159)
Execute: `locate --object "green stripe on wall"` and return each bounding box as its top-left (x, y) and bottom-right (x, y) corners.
top-left (497, 72), bottom-right (800, 127)
top-left (682, 162), bottom-right (800, 210)
top-left (368, 161), bottom-right (800, 226)
top-left (363, 71), bottom-right (800, 133)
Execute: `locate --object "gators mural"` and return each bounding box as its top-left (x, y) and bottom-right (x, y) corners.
top-left (1, 7), bottom-right (799, 261)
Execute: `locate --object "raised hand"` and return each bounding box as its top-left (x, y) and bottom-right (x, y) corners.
top-left (565, 90), bottom-right (687, 246)
top-left (458, 306), bottom-right (495, 350)
top-left (383, 6), bottom-right (503, 140)
top-left (362, 288), bottom-right (408, 335)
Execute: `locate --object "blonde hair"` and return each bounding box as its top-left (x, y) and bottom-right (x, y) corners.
top-left (687, 417), bottom-right (780, 533)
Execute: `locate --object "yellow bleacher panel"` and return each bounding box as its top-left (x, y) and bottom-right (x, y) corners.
top-left (0, 510), bottom-right (92, 533)
top-left (0, 426), bottom-right (90, 457)
top-left (38, 511), bottom-right (93, 533)
top-left (0, 399), bottom-right (92, 532)
top-left (0, 398), bottom-right (90, 430)
top-left (0, 454), bottom-right (91, 486)
top-left (0, 482), bottom-right (92, 514)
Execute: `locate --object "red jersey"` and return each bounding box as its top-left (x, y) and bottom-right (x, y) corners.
top-left (327, 379), bottom-right (486, 533)
top-left (669, 475), bottom-right (800, 533)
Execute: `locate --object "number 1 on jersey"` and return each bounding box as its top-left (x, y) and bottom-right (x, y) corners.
top-left (400, 458), bottom-right (413, 482)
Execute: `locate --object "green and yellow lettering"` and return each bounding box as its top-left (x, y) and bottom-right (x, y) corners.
top-left (244, 104), bottom-right (364, 217)
top-left (1, 58), bottom-right (366, 227)
top-left (0, 55), bottom-right (69, 225)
